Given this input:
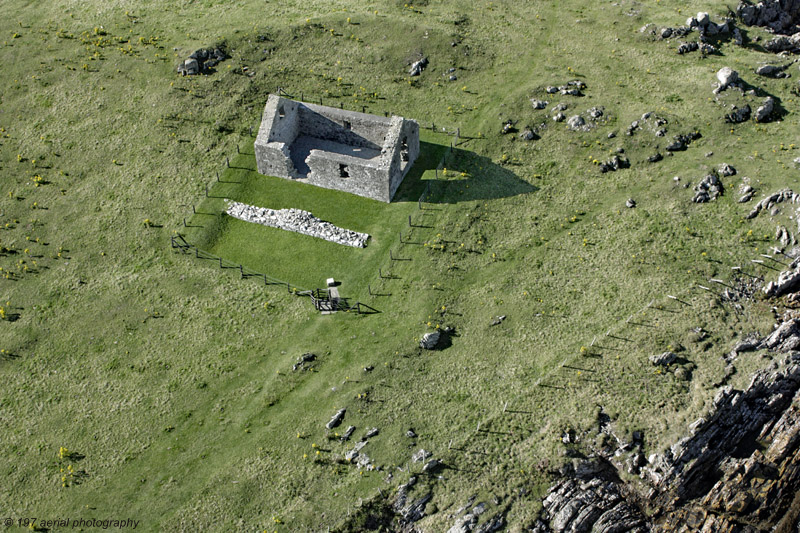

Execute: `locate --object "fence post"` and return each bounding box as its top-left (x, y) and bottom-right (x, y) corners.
top-left (226, 156), bottom-right (230, 168)
top-left (205, 185), bottom-right (209, 197)
top-left (368, 284), bottom-right (372, 295)
top-left (249, 125), bottom-right (253, 136)
top-left (219, 257), bottom-right (223, 268)
top-left (183, 217), bottom-right (187, 227)
top-left (195, 247), bottom-right (199, 258)
top-left (192, 205), bottom-right (196, 214)
top-left (240, 265), bottom-right (244, 278)
top-left (236, 144), bottom-right (240, 154)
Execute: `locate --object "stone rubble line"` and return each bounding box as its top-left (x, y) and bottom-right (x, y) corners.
top-left (225, 201), bottom-right (370, 248)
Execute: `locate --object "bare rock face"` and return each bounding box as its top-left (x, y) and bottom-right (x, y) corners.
top-left (540, 466), bottom-right (648, 532)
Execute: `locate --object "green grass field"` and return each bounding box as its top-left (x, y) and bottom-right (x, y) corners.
top-left (1, 0), bottom-right (797, 530)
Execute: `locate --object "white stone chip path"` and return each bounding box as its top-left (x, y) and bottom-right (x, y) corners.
top-left (225, 201), bottom-right (370, 248)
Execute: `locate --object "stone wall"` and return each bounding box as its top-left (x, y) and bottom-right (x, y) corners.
top-left (298, 104), bottom-right (388, 150)
top-left (306, 151), bottom-right (388, 201)
top-left (253, 94), bottom-right (420, 202)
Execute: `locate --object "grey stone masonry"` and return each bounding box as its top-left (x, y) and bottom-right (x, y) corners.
top-left (254, 95), bottom-right (419, 202)
top-left (226, 201), bottom-right (370, 248)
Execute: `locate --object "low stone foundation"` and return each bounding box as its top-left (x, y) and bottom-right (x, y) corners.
top-left (225, 201), bottom-right (370, 248)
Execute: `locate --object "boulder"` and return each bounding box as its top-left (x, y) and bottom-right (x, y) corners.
top-left (409, 57), bottom-right (429, 76)
top-left (420, 331), bottom-right (441, 349)
top-left (718, 163), bottom-right (736, 177)
top-left (755, 96), bottom-right (775, 123)
top-left (326, 408), bottom-right (346, 429)
top-left (567, 115), bottom-right (586, 130)
top-left (650, 351), bottom-right (677, 366)
top-left (715, 67), bottom-right (739, 93)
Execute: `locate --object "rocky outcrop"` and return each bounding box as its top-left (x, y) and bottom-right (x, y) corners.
top-left (745, 188), bottom-right (798, 219)
top-left (226, 202), bottom-right (370, 248)
top-left (738, 0), bottom-right (800, 35)
top-left (539, 466), bottom-right (648, 532)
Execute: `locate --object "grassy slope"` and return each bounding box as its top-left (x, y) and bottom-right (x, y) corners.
top-left (0, 0), bottom-right (797, 530)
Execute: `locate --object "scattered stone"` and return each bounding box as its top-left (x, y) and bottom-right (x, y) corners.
top-left (341, 425), bottom-right (356, 441)
top-left (756, 63), bottom-right (791, 78)
top-left (490, 315), bottom-right (507, 326)
top-left (692, 173), bottom-right (724, 203)
top-left (326, 408), bottom-right (346, 430)
top-left (553, 112), bottom-right (566, 122)
top-left (531, 99), bottom-right (548, 110)
top-left (649, 153), bottom-right (663, 163)
top-left (519, 129), bottom-right (536, 141)
top-left (226, 202), bottom-right (370, 248)
top-left (739, 189), bottom-right (756, 203)
top-left (608, 131), bottom-right (617, 139)
top-left (600, 155), bottom-right (630, 173)
top-left (406, 429), bottom-right (417, 438)
top-left (650, 351), bottom-right (677, 366)
top-left (661, 27), bottom-right (673, 38)
top-left (409, 56), bottom-right (429, 76)
top-left (696, 12), bottom-right (710, 27)
top-left (363, 427), bottom-right (379, 440)
top-left (412, 449), bottom-right (432, 463)
top-left (626, 198), bottom-right (636, 208)
top-left (718, 163), bottom-right (736, 177)
top-left (699, 42), bottom-right (717, 55)
top-left (420, 331), bottom-right (441, 350)
top-left (422, 458), bottom-right (441, 473)
top-left (755, 96), bottom-right (775, 122)
top-left (177, 46), bottom-right (228, 75)
top-left (666, 131), bottom-right (701, 151)
top-left (588, 107), bottom-right (604, 119)
top-left (725, 104), bottom-right (751, 123)
top-left (677, 41), bottom-right (699, 54)
top-left (293, 352), bottom-right (316, 371)
top-left (344, 440), bottom-right (367, 462)
top-left (545, 86), bottom-right (559, 94)
top-left (776, 226), bottom-right (797, 248)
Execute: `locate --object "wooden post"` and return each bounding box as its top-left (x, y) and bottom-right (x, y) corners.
top-left (236, 144), bottom-right (240, 154)
top-left (183, 218), bottom-right (187, 227)
top-left (408, 215), bottom-right (412, 227)
top-left (379, 268), bottom-right (383, 279)
top-left (219, 257), bottom-right (223, 268)
top-left (226, 156), bottom-right (230, 167)
top-left (205, 185), bottom-right (209, 197)
top-left (216, 170), bottom-right (220, 182)
top-left (192, 205), bottom-right (196, 214)
top-left (195, 247), bottom-right (199, 258)
top-left (249, 125), bottom-right (253, 136)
